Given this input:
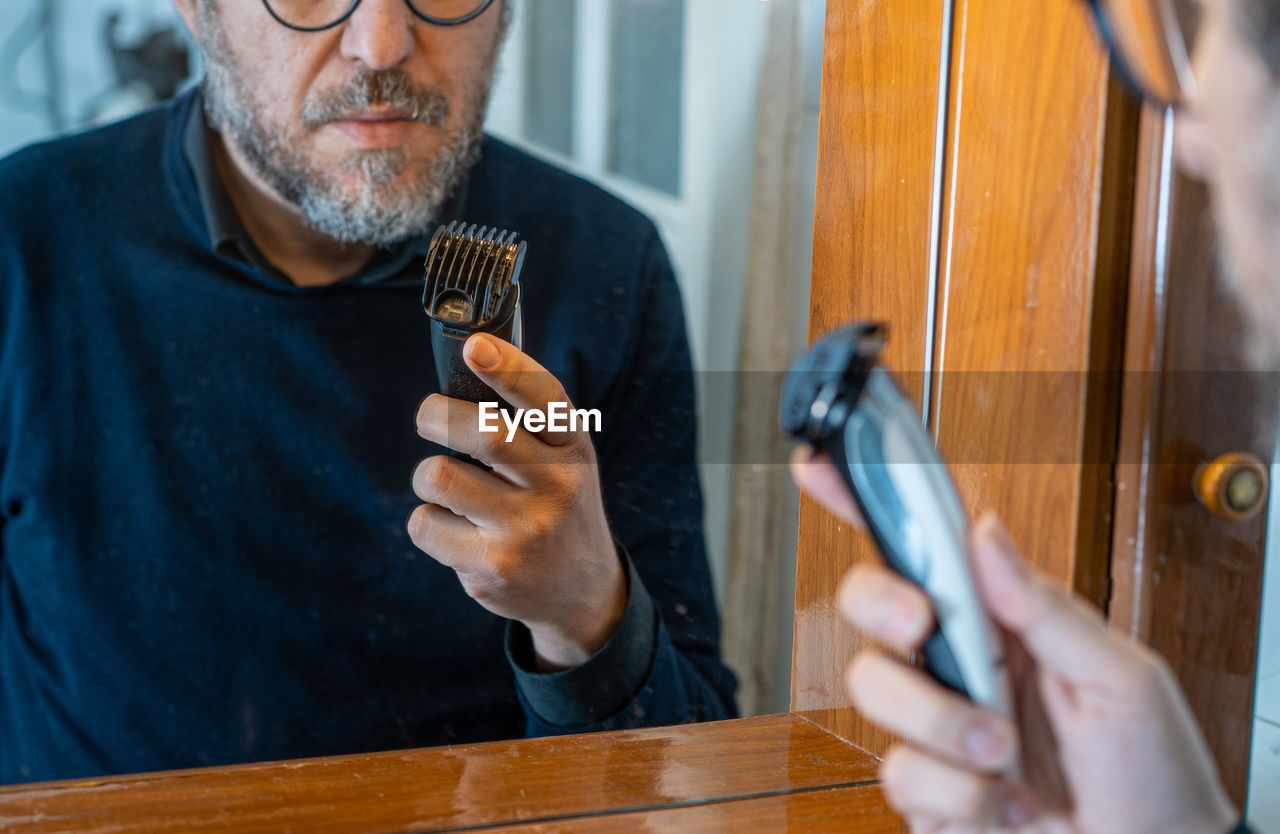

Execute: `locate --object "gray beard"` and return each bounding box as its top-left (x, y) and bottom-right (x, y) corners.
top-left (195, 6), bottom-right (488, 246)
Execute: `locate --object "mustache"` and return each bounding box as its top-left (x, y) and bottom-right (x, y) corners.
top-left (302, 70), bottom-right (450, 129)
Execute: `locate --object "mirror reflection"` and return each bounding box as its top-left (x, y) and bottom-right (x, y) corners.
top-left (0, 0), bottom-right (825, 782)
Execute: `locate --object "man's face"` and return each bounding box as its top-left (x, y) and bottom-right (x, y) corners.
top-left (1175, 0), bottom-right (1280, 365)
top-left (181, 0), bottom-right (506, 245)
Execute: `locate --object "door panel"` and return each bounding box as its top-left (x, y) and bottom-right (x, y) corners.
top-left (1111, 109), bottom-right (1274, 807)
top-left (929, 0), bottom-right (1134, 604)
top-left (791, 0), bottom-right (947, 755)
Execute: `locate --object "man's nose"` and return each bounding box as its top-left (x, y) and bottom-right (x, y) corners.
top-left (340, 0), bottom-right (416, 71)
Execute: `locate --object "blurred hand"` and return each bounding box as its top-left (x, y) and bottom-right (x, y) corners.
top-left (790, 446), bottom-right (1238, 834)
top-left (411, 333), bottom-right (624, 671)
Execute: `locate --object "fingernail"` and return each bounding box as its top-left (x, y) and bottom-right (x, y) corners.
top-left (984, 513), bottom-right (1020, 558)
top-left (963, 719), bottom-right (1010, 765)
top-left (1001, 793), bottom-right (1036, 826)
top-left (878, 600), bottom-right (924, 643)
top-left (974, 512), bottom-right (1026, 578)
top-left (468, 335), bottom-right (500, 370)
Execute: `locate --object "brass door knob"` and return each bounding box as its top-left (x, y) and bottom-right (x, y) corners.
top-left (1193, 452), bottom-right (1269, 521)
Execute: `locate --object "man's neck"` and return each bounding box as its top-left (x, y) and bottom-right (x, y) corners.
top-left (209, 129), bottom-right (377, 288)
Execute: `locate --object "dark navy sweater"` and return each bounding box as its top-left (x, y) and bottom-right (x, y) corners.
top-left (0, 91), bottom-right (736, 783)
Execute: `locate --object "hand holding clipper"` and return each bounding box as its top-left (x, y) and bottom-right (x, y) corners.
top-left (780, 322), bottom-right (1014, 723)
top-left (412, 225), bottom-right (627, 671)
top-left (423, 221), bottom-right (525, 404)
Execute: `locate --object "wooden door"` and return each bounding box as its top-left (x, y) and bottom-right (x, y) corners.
top-left (1110, 109), bottom-right (1274, 807)
top-left (792, 0), bottom-right (1136, 755)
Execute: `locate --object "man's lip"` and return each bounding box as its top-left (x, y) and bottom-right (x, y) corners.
top-left (333, 108), bottom-right (418, 123)
top-left (330, 118), bottom-right (418, 149)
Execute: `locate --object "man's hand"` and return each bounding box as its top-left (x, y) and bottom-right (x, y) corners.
top-left (790, 446), bottom-right (1238, 834)
top-left (410, 333), bottom-right (624, 672)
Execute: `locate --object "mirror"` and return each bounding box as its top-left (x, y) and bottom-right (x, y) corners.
top-left (0, 0), bottom-right (827, 783)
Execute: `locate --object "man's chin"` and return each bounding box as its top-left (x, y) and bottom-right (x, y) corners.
top-left (282, 129), bottom-right (479, 245)
top-left (333, 170), bottom-right (435, 213)
top-left (1213, 227), bottom-right (1280, 372)
top-left (1215, 280), bottom-right (1280, 372)
top-left (294, 178), bottom-right (441, 246)
top-left (333, 147), bottom-right (407, 186)
top-left (1240, 322), bottom-right (1280, 373)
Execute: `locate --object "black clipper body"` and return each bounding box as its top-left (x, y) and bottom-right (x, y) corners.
top-left (423, 222), bottom-right (526, 404)
top-left (780, 323), bottom-right (1014, 724)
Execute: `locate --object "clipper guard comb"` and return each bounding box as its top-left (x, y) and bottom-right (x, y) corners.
top-left (423, 221), bottom-right (525, 404)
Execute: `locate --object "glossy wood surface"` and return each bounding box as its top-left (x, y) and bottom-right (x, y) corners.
top-left (1109, 106), bottom-right (1174, 641)
top-left (929, 0), bottom-right (1133, 599)
top-left (1108, 108), bottom-right (1273, 806)
top-left (793, 0), bottom-right (945, 756)
top-left (0, 715), bottom-right (897, 833)
top-left (504, 784), bottom-right (903, 832)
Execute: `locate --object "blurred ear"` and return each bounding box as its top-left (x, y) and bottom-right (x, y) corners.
top-left (1174, 103), bottom-right (1213, 182)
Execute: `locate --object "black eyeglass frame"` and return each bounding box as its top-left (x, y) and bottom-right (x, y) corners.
top-left (261, 0), bottom-right (495, 32)
top-left (1083, 0), bottom-right (1152, 103)
top-left (1081, 0), bottom-right (1192, 109)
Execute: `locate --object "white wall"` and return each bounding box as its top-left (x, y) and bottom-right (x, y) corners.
top-left (772, 0), bottom-right (825, 714)
top-left (0, 0), bottom-right (188, 158)
top-left (1248, 454), bottom-right (1280, 829)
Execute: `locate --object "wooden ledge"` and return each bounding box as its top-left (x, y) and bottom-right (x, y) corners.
top-left (0, 713), bottom-right (901, 832)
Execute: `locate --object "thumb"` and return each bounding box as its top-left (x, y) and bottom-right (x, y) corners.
top-left (970, 512), bottom-right (1132, 686)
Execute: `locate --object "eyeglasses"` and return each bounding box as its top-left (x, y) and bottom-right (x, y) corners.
top-left (262, 0), bottom-right (495, 32)
top-left (1085, 0), bottom-right (1202, 107)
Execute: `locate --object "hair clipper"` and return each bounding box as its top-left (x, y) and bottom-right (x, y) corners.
top-left (423, 221), bottom-right (526, 403)
top-left (780, 322), bottom-right (1014, 723)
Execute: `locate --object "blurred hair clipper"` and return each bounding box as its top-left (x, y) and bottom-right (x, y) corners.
top-left (423, 221), bottom-right (526, 403)
top-left (779, 322), bottom-right (1015, 732)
